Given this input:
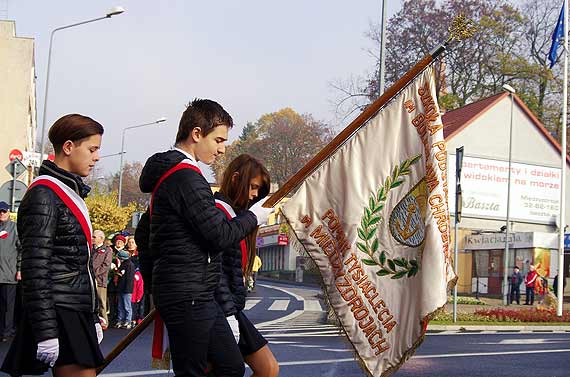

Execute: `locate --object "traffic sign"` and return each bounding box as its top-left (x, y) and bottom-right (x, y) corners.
top-left (5, 159), bottom-right (26, 179)
top-left (0, 180), bottom-right (27, 210)
top-left (8, 149), bottom-right (23, 162)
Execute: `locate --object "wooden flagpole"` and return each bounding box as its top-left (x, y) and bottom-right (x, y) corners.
top-left (96, 309), bottom-right (158, 375)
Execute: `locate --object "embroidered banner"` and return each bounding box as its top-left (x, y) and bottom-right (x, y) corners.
top-left (281, 66), bottom-right (455, 376)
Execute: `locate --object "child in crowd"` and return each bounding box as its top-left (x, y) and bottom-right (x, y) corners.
top-left (131, 268), bottom-right (145, 326)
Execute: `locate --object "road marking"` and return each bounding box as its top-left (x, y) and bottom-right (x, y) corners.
top-left (265, 330), bottom-right (342, 338)
top-left (256, 310), bottom-right (304, 329)
top-left (476, 338), bottom-right (570, 345)
top-left (304, 299), bottom-right (324, 311)
top-left (244, 299), bottom-right (261, 310)
top-left (100, 371), bottom-right (171, 376)
top-left (268, 299), bottom-right (290, 311)
top-left (263, 325), bottom-right (339, 331)
top-left (428, 330), bottom-right (570, 336)
top-left (321, 348), bottom-right (353, 352)
top-left (258, 283), bottom-right (305, 301)
top-left (413, 348), bottom-right (570, 359)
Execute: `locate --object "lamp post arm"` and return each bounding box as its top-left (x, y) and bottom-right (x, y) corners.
top-left (38, 15), bottom-right (116, 155)
top-left (117, 120), bottom-right (163, 206)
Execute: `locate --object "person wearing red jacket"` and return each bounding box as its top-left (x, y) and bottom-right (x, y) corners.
top-left (131, 269), bottom-right (144, 326)
top-left (524, 264), bottom-right (538, 305)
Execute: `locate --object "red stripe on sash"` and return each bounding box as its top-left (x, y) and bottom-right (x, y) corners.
top-left (152, 313), bottom-right (165, 360)
top-left (29, 179), bottom-right (92, 252)
top-left (149, 162), bottom-right (202, 217)
top-left (215, 202), bottom-right (248, 270)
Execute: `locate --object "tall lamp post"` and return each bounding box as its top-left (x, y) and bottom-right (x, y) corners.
top-left (502, 83), bottom-right (516, 305)
top-left (118, 118), bottom-right (166, 206)
top-left (38, 6), bottom-right (126, 156)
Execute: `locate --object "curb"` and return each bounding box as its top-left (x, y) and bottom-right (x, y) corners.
top-left (427, 324), bottom-right (570, 331)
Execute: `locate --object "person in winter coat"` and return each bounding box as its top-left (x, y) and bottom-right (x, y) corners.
top-left (116, 250), bottom-right (135, 329)
top-left (508, 266), bottom-right (523, 305)
top-left (524, 264), bottom-right (539, 305)
top-left (126, 236), bottom-right (139, 269)
top-left (107, 234), bottom-right (127, 328)
top-left (2, 114), bottom-right (105, 376)
top-left (137, 99), bottom-right (274, 377)
top-left (92, 229), bottom-right (112, 329)
top-left (0, 201), bottom-right (21, 342)
top-left (131, 269), bottom-right (144, 326)
top-left (214, 154), bottom-right (279, 377)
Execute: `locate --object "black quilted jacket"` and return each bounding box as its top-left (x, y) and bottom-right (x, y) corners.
top-left (213, 193), bottom-right (247, 316)
top-left (18, 161), bottom-right (98, 342)
top-left (138, 150), bottom-right (258, 307)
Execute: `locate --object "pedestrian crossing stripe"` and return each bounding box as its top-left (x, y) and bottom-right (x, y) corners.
top-left (244, 298), bottom-right (324, 312)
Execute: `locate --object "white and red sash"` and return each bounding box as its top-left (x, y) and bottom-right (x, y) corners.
top-left (215, 199), bottom-right (248, 270)
top-left (29, 175), bottom-right (93, 252)
top-left (151, 159), bottom-right (202, 369)
top-left (149, 159), bottom-right (202, 217)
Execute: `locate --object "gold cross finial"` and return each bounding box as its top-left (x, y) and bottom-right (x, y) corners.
top-left (447, 14), bottom-right (477, 43)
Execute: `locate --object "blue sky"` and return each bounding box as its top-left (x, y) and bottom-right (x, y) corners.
top-left (8, 0), bottom-right (401, 177)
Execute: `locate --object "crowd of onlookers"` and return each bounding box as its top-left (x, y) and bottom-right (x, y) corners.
top-left (92, 230), bottom-right (148, 330)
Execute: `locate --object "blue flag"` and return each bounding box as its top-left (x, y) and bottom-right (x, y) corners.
top-left (548, 2), bottom-right (565, 68)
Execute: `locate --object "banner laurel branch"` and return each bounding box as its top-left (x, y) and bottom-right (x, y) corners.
top-left (357, 154), bottom-right (422, 280)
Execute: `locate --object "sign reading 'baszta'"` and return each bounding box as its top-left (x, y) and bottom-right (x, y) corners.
top-left (282, 66), bottom-right (454, 376)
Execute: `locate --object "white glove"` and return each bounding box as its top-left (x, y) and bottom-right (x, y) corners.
top-left (249, 198), bottom-right (275, 226)
top-left (95, 323), bottom-right (104, 344)
top-left (37, 338), bottom-right (59, 367)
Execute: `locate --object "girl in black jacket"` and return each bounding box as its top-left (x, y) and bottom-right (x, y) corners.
top-left (2, 114), bottom-right (105, 377)
top-left (214, 154), bottom-right (279, 377)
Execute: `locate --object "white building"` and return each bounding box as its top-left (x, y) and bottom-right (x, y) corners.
top-left (0, 20), bottom-right (36, 205)
top-left (443, 92), bottom-right (570, 295)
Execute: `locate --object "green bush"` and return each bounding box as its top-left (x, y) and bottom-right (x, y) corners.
top-left (447, 296), bottom-right (486, 305)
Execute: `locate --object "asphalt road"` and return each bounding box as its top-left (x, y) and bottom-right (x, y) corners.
top-left (0, 281), bottom-right (569, 376)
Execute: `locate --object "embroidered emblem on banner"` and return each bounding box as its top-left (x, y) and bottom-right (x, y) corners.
top-left (389, 180), bottom-right (427, 248)
top-left (357, 154), bottom-right (423, 279)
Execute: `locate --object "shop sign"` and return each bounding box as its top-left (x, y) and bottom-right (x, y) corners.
top-left (449, 155), bottom-right (561, 224)
top-left (277, 234), bottom-right (288, 245)
top-left (465, 232), bottom-right (533, 250)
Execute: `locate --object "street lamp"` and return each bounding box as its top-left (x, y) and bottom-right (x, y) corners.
top-left (100, 151), bottom-right (126, 159)
top-left (118, 117), bottom-right (166, 206)
top-left (38, 6), bottom-right (126, 157)
top-left (502, 83), bottom-right (515, 305)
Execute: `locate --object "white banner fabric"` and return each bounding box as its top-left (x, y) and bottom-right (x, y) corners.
top-left (282, 66), bottom-right (454, 376)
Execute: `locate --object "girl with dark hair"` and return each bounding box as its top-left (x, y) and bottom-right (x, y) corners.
top-left (214, 154), bottom-right (279, 377)
top-left (2, 114), bottom-right (105, 377)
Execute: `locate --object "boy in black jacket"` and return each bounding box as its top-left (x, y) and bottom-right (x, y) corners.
top-left (137, 99), bottom-right (273, 377)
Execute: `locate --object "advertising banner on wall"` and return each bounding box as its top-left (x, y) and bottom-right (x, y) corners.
top-left (449, 155), bottom-right (561, 224)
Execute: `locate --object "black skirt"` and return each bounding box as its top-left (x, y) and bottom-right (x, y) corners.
top-left (1, 307), bottom-right (105, 376)
top-left (236, 311), bottom-right (267, 356)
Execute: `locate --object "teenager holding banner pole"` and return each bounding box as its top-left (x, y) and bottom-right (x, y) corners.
top-left (214, 154), bottom-right (279, 377)
top-left (137, 99), bottom-right (274, 377)
top-left (2, 114), bottom-right (105, 377)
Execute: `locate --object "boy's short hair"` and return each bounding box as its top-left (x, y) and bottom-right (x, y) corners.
top-left (176, 99), bottom-right (233, 143)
